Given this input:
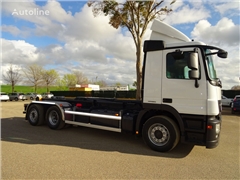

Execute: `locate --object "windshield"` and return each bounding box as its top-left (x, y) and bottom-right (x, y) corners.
top-left (205, 49), bottom-right (218, 79)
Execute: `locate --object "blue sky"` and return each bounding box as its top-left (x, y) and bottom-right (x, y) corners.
top-left (1, 0), bottom-right (240, 89)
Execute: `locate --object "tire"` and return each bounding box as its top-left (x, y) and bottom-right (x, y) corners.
top-left (27, 104), bottom-right (44, 126)
top-left (143, 115), bottom-right (180, 152)
top-left (46, 106), bottom-right (65, 130)
top-left (30, 97), bottom-right (34, 100)
top-left (14, 97), bottom-right (18, 101)
top-left (36, 97), bottom-right (39, 101)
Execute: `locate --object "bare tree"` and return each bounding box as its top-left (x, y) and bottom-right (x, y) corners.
top-left (88, 0), bottom-right (175, 99)
top-left (95, 80), bottom-right (107, 87)
top-left (41, 69), bottom-right (59, 92)
top-left (73, 70), bottom-right (89, 84)
top-left (3, 64), bottom-right (21, 92)
top-left (23, 64), bottom-right (43, 93)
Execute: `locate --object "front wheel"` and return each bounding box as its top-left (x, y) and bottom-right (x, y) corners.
top-left (46, 106), bottom-right (65, 130)
top-left (143, 115), bottom-right (180, 152)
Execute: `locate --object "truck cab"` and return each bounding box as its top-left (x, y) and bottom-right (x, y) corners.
top-left (141, 20), bottom-right (227, 149)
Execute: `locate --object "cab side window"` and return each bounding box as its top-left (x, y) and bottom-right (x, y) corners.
top-left (166, 52), bottom-right (193, 79)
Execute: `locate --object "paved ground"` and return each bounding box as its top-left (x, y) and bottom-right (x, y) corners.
top-left (1, 101), bottom-right (239, 179)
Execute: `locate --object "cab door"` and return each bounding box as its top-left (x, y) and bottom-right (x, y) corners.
top-left (162, 48), bottom-right (207, 115)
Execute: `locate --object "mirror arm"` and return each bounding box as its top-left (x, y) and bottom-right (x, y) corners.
top-left (195, 79), bottom-right (199, 88)
top-left (205, 52), bottom-right (217, 56)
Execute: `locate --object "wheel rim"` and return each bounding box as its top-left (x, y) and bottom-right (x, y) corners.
top-left (29, 109), bottom-right (38, 123)
top-left (49, 110), bottom-right (59, 126)
top-left (148, 123), bottom-right (170, 146)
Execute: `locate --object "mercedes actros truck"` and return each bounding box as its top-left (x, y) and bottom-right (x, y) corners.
top-left (23, 19), bottom-right (227, 152)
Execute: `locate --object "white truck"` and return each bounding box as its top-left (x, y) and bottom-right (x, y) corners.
top-left (23, 19), bottom-right (227, 152)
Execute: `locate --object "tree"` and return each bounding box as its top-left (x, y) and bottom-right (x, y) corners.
top-left (115, 82), bottom-right (121, 87)
top-left (88, 0), bottom-right (175, 99)
top-left (23, 64), bottom-right (43, 93)
top-left (95, 80), bottom-right (107, 87)
top-left (231, 85), bottom-right (240, 90)
top-left (41, 69), bottom-right (59, 92)
top-left (55, 78), bottom-right (67, 90)
top-left (73, 70), bottom-right (89, 84)
top-left (132, 81), bottom-right (137, 87)
top-left (3, 64), bottom-right (21, 93)
top-left (62, 74), bottom-right (77, 87)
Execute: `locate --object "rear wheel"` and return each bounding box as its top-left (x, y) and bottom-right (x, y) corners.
top-left (143, 115), bottom-right (180, 152)
top-left (14, 97), bottom-right (18, 101)
top-left (46, 106), bottom-right (65, 130)
top-left (27, 104), bottom-right (44, 126)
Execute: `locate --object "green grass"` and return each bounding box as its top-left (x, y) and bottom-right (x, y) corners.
top-left (0, 85), bottom-right (68, 94)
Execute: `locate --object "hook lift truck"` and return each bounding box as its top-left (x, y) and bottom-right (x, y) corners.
top-left (23, 19), bottom-right (227, 152)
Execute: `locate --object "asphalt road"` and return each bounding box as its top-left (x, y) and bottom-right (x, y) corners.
top-left (1, 101), bottom-right (239, 179)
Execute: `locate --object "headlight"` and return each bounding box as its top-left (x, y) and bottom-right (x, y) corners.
top-left (216, 124), bottom-right (221, 134)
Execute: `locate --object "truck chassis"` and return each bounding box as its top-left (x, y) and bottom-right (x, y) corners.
top-left (24, 97), bottom-right (219, 152)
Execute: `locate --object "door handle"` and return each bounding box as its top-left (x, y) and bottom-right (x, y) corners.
top-left (163, 98), bottom-right (172, 103)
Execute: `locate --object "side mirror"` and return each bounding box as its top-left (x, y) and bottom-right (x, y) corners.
top-left (217, 50), bottom-right (228, 58)
top-left (189, 70), bottom-right (199, 79)
top-left (188, 52), bottom-right (199, 88)
top-left (188, 53), bottom-right (198, 70)
top-left (188, 52), bottom-right (199, 79)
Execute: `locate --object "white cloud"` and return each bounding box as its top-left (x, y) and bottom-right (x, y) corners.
top-left (1, 39), bottom-right (39, 65)
top-left (43, 0), bottom-right (72, 23)
top-left (214, 1), bottom-right (240, 15)
top-left (164, 2), bottom-right (210, 25)
top-left (1, 25), bottom-right (22, 36)
top-left (191, 18), bottom-right (239, 46)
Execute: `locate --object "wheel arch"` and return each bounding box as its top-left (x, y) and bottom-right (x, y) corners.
top-left (135, 104), bottom-right (184, 136)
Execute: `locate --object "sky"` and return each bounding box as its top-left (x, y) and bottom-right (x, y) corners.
top-left (1, 0), bottom-right (239, 90)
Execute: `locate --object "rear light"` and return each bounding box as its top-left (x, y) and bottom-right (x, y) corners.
top-left (76, 103), bottom-right (82, 108)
